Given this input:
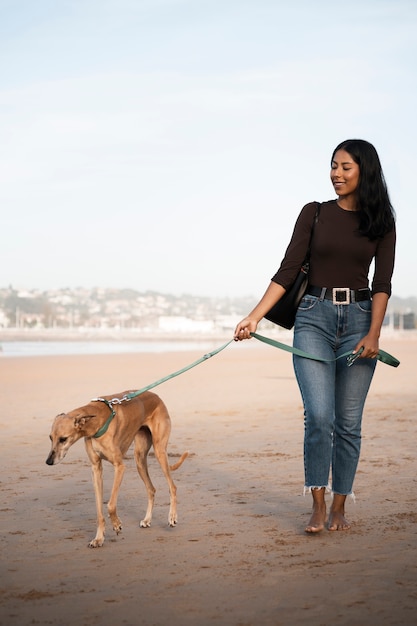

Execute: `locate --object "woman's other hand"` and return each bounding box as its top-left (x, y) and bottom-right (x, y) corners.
top-left (352, 333), bottom-right (379, 359)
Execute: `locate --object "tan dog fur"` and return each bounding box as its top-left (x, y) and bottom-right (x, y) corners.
top-left (46, 390), bottom-right (188, 548)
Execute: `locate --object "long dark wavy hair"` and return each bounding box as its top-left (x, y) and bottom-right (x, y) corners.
top-left (331, 139), bottom-right (395, 240)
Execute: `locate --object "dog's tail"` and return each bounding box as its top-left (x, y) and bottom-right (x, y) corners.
top-left (170, 451), bottom-right (189, 471)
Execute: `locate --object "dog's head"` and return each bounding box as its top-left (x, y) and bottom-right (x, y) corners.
top-left (46, 411), bottom-right (96, 465)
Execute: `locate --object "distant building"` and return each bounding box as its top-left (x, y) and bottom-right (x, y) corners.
top-left (0, 310), bottom-right (9, 328)
top-left (158, 316), bottom-right (214, 333)
top-left (384, 311), bottom-right (415, 330)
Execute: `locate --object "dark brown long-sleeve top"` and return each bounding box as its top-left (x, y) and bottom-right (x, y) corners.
top-left (271, 200), bottom-right (396, 296)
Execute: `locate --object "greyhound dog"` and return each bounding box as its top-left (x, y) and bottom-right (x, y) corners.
top-left (46, 390), bottom-right (188, 548)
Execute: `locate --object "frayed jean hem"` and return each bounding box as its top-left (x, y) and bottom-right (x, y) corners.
top-left (303, 485), bottom-right (332, 496)
top-left (332, 490), bottom-right (356, 503)
top-left (303, 485), bottom-right (356, 503)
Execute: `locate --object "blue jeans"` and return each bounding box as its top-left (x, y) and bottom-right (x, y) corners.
top-left (293, 294), bottom-right (377, 496)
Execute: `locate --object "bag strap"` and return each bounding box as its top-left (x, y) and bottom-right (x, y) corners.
top-left (303, 202), bottom-right (321, 266)
top-left (307, 202), bottom-right (321, 258)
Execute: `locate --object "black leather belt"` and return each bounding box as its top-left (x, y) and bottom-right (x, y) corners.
top-left (306, 286), bottom-right (371, 304)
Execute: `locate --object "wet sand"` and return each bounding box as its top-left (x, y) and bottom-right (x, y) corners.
top-left (0, 334), bottom-right (416, 625)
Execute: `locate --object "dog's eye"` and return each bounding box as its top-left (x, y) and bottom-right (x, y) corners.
top-left (59, 437), bottom-right (68, 444)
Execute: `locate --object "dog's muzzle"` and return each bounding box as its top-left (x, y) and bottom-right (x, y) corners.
top-left (46, 451), bottom-right (56, 465)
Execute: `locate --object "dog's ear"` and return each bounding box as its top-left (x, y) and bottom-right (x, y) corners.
top-left (74, 415), bottom-right (95, 431)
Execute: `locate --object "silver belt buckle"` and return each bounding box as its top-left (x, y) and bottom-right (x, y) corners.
top-left (332, 287), bottom-right (350, 305)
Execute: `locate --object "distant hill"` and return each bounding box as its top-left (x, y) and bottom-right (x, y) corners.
top-left (0, 287), bottom-right (415, 331)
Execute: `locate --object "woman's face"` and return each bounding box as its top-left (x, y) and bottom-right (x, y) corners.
top-left (330, 149), bottom-right (360, 199)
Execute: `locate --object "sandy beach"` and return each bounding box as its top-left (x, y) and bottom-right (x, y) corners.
top-left (0, 333), bottom-right (416, 625)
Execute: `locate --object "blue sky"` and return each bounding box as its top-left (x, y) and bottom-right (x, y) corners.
top-left (1, 0), bottom-right (416, 299)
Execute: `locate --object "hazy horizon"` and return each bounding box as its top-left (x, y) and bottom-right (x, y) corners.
top-left (1, 283), bottom-right (416, 302)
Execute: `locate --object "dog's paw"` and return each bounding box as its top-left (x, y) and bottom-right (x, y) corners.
top-left (168, 516), bottom-right (178, 527)
top-left (88, 538), bottom-right (104, 548)
top-left (109, 512), bottom-right (122, 535)
top-left (140, 519), bottom-right (151, 528)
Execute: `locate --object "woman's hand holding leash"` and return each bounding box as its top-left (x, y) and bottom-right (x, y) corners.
top-left (234, 281), bottom-right (286, 341)
top-left (234, 318), bottom-right (258, 341)
top-left (351, 333), bottom-right (380, 361)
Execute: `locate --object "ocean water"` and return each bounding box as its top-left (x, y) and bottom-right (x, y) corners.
top-left (0, 339), bottom-right (221, 358)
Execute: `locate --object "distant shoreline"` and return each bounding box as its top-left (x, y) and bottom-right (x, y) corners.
top-left (0, 328), bottom-right (234, 343)
top-left (0, 326), bottom-right (415, 343)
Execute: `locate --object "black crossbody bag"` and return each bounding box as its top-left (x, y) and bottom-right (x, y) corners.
top-left (264, 202), bottom-right (321, 330)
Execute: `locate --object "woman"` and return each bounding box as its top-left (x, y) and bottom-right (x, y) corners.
top-left (234, 139), bottom-right (396, 533)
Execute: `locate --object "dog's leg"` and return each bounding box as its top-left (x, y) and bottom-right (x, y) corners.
top-left (85, 439), bottom-right (106, 548)
top-left (151, 418), bottom-right (180, 527)
top-left (134, 428), bottom-right (156, 528)
top-left (153, 444), bottom-right (178, 526)
top-left (106, 458), bottom-right (125, 537)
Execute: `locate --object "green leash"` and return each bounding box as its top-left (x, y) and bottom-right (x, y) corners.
top-left (125, 340), bottom-right (235, 400)
top-left (91, 340), bottom-right (234, 437)
top-left (250, 332), bottom-right (400, 367)
top-left (91, 332), bottom-right (399, 437)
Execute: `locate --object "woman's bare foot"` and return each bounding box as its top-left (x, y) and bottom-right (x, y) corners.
top-left (305, 504), bottom-right (326, 533)
top-left (305, 488), bottom-right (326, 533)
top-left (328, 493), bottom-right (351, 531)
top-left (327, 510), bottom-right (351, 531)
